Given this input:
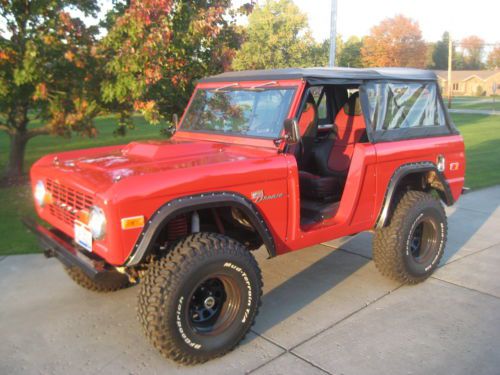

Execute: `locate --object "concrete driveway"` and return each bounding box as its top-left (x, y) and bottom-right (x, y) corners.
top-left (1, 186), bottom-right (500, 375)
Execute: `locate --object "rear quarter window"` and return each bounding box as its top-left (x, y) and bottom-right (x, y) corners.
top-left (362, 81), bottom-right (455, 142)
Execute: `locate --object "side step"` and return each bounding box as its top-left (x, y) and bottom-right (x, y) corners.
top-left (300, 199), bottom-right (340, 224)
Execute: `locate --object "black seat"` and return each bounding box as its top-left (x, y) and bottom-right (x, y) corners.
top-left (293, 93), bottom-right (341, 202)
top-left (294, 94), bottom-right (319, 171)
top-left (298, 93), bottom-right (365, 203)
top-left (299, 170), bottom-right (343, 202)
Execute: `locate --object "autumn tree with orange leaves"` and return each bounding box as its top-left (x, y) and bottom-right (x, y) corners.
top-left (487, 47), bottom-right (500, 69)
top-left (0, 0), bottom-right (101, 183)
top-left (461, 35), bottom-right (485, 70)
top-left (361, 15), bottom-right (427, 68)
top-left (101, 0), bottom-right (253, 132)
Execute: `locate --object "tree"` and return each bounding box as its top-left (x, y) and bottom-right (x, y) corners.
top-left (307, 36), bottom-right (343, 68)
top-left (461, 35), bottom-right (484, 70)
top-left (0, 1), bottom-right (101, 183)
top-left (361, 15), bottom-right (427, 68)
top-left (453, 52), bottom-right (466, 70)
top-left (431, 32), bottom-right (466, 70)
top-left (231, 0), bottom-right (326, 70)
top-left (425, 42), bottom-right (436, 69)
top-left (100, 0), bottom-right (131, 30)
top-left (432, 32), bottom-right (451, 69)
top-left (487, 47), bottom-right (500, 69)
top-left (311, 35), bottom-right (346, 67)
top-left (309, 40), bottom-right (330, 67)
top-left (338, 36), bottom-right (363, 68)
top-left (101, 0), bottom-right (251, 130)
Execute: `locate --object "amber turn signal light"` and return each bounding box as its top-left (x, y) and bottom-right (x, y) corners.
top-left (76, 210), bottom-right (90, 225)
top-left (121, 215), bottom-right (145, 230)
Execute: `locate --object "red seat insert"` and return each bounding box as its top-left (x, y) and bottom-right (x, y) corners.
top-left (328, 94), bottom-right (366, 173)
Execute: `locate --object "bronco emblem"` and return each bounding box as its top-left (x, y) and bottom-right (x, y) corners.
top-left (251, 190), bottom-right (284, 203)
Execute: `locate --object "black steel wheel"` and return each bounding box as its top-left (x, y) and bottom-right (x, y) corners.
top-left (188, 275), bottom-right (242, 335)
top-left (408, 220), bottom-right (439, 265)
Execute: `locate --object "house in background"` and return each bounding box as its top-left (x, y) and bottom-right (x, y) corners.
top-left (434, 69), bottom-right (500, 96)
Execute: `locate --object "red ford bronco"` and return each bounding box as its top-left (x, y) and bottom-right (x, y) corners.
top-left (26, 67), bottom-right (465, 364)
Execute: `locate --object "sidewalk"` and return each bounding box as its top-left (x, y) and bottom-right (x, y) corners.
top-left (1, 186), bottom-right (500, 375)
top-left (449, 108), bottom-right (499, 115)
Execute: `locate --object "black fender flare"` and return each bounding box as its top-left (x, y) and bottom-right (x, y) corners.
top-left (375, 162), bottom-right (454, 229)
top-left (125, 192), bottom-right (276, 266)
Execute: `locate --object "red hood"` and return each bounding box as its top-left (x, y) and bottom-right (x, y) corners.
top-left (70, 139), bottom-right (246, 181)
top-left (33, 138), bottom-right (283, 195)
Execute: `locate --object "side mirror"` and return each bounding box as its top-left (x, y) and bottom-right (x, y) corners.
top-left (283, 118), bottom-right (300, 145)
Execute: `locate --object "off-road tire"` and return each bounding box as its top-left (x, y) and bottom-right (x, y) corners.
top-left (137, 232), bottom-right (263, 365)
top-left (64, 266), bottom-right (130, 292)
top-left (373, 191), bottom-right (447, 284)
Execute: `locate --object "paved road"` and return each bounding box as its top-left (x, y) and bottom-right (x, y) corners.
top-left (449, 108), bottom-right (499, 115)
top-left (1, 187), bottom-right (500, 375)
top-left (451, 98), bottom-right (494, 105)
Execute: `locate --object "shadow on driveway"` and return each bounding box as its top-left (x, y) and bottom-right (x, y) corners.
top-left (251, 187), bottom-right (500, 347)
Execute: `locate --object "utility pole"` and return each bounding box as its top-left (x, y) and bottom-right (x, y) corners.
top-left (329, 0), bottom-right (338, 67)
top-left (447, 35), bottom-right (453, 108)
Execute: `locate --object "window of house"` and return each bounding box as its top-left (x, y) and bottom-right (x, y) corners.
top-left (452, 83), bottom-right (459, 91)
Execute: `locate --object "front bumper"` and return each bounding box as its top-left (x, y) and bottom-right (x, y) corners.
top-left (23, 218), bottom-right (112, 280)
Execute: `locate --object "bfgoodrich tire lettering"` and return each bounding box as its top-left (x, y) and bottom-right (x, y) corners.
top-left (137, 232), bottom-right (262, 365)
top-left (373, 191), bottom-right (447, 284)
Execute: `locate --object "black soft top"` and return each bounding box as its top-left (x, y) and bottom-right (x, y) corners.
top-left (199, 67), bottom-right (437, 85)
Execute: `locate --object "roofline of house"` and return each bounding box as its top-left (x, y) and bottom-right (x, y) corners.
top-left (434, 69), bottom-right (500, 82)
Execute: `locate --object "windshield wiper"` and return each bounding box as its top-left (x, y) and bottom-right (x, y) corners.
top-left (212, 83), bottom-right (239, 92)
top-left (248, 81), bottom-right (278, 91)
top-left (211, 81), bottom-right (279, 93)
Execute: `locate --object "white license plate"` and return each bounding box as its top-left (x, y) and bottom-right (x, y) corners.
top-left (74, 220), bottom-right (92, 252)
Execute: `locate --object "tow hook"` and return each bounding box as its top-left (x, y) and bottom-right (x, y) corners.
top-left (115, 266), bottom-right (138, 284)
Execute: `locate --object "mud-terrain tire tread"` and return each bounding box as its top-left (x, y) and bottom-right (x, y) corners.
top-left (64, 266), bottom-right (130, 292)
top-left (373, 190), bottom-right (447, 284)
top-left (137, 232), bottom-right (263, 365)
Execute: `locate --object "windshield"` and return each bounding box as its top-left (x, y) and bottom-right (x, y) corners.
top-left (180, 87), bottom-right (296, 138)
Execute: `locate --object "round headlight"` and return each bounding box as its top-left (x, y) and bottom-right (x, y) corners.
top-left (34, 180), bottom-right (46, 207)
top-left (88, 206), bottom-right (106, 240)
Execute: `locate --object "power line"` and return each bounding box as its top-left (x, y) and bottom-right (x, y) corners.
top-left (453, 41), bottom-right (499, 48)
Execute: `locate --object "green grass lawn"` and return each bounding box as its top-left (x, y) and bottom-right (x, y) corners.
top-left (0, 114), bottom-right (165, 173)
top-left (1, 113), bottom-right (499, 256)
top-left (0, 115), bottom-right (167, 256)
top-left (452, 113), bottom-right (500, 189)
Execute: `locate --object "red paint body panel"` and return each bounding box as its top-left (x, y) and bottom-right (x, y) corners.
top-left (30, 78), bottom-right (465, 266)
top-left (283, 143), bottom-right (378, 252)
top-left (31, 139), bottom-right (292, 265)
top-left (373, 135), bottom-right (466, 206)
